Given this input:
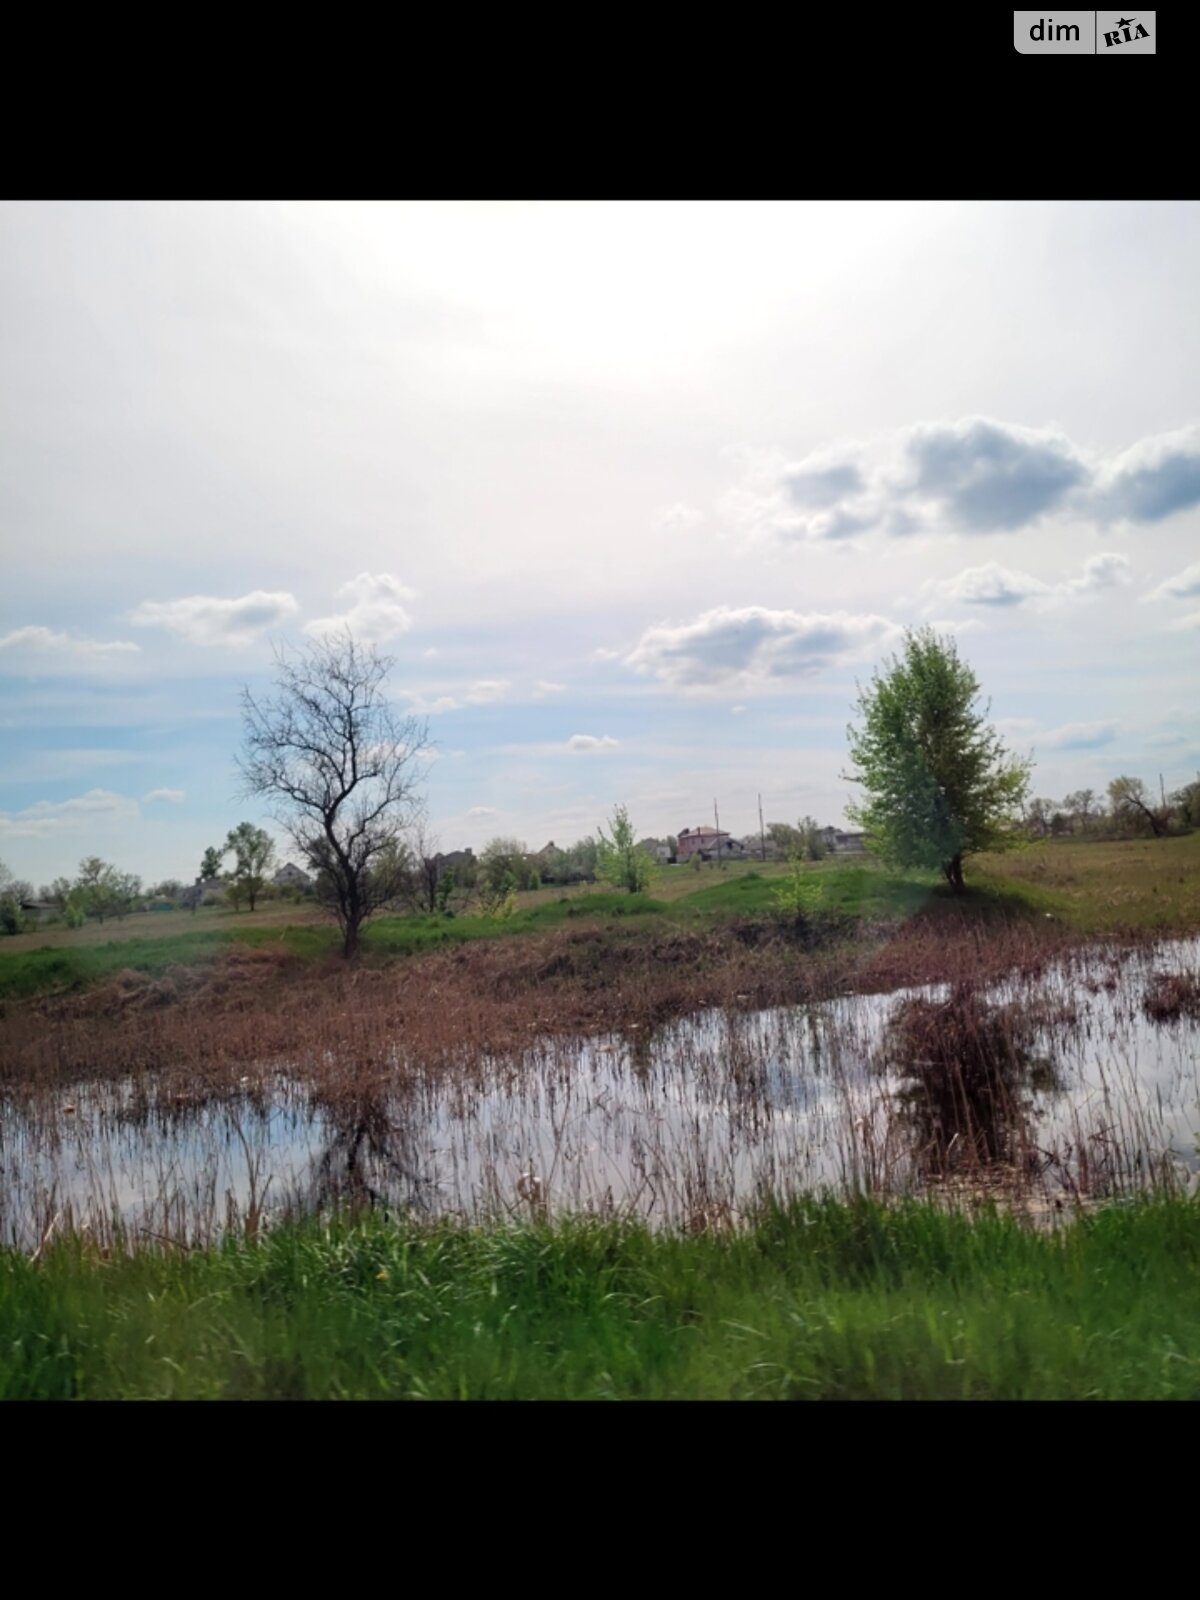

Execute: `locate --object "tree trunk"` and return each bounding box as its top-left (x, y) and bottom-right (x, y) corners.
top-left (943, 854), bottom-right (965, 893)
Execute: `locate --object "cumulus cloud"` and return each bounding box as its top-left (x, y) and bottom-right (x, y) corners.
top-left (1092, 425), bottom-right (1200, 523)
top-left (466, 805), bottom-right (497, 818)
top-left (622, 606), bottom-right (900, 691)
top-left (925, 552), bottom-right (1130, 610)
top-left (927, 563), bottom-right (1051, 608)
top-left (1038, 721), bottom-right (1119, 751)
top-left (143, 787), bottom-right (185, 803)
top-left (0, 788), bottom-right (139, 840)
top-left (0, 626), bottom-right (140, 657)
top-left (463, 679), bottom-right (510, 704)
top-left (406, 679), bottom-right (511, 715)
top-left (305, 573), bottom-right (415, 643)
top-left (1143, 560), bottom-right (1200, 603)
top-left (131, 590), bottom-right (299, 646)
top-left (903, 418), bottom-right (1087, 531)
top-left (1167, 609), bottom-right (1200, 632)
top-left (566, 734), bottom-right (619, 751)
top-left (1062, 552), bottom-right (1131, 595)
top-left (719, 417), bottom-right (1200, 545)
top-left (532, 680), bottom-right (566, 698)
top-left (718, 445), bottom-right (877, 544)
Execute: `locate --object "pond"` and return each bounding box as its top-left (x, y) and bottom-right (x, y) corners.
top-left (3, 939), bottom-right (1198, 1247)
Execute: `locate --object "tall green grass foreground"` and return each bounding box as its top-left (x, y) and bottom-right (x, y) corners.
top-left (4, 1199), bottom-right (1200, 1398)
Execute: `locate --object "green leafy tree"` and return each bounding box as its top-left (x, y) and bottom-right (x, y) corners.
top-left (478, 838), bottom-right (535, 899)
top-left (0, 859), bottom-right (33, 935)
top-left (200, 846), bottom-right (225, 880)
top-left (595, 804), bottom-right (653, 894)
top-left (798, 815), bottom-right (826, 860)
top-left (774, 850), bottom-right (825, 930)
top-left (224, 822), bottom-right (276, 911)
top-left (767, 821), bottom-right (802, 856)
top-left (1170, 781), bottom-right (1200, 829)
top-left (75, 856), bottom-right (122, 922)
top-left (844, 627), bottom-right (1031, 893)
top-left (566, 836), bottom-right (599, 882)
top-left (112, 871), bottom-right (142, 919)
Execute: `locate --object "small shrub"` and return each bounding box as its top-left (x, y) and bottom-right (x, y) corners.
top-left (774, 853), bottom-right (825, 929)
top-left (1142, 972), bottom-right (1200, 1023)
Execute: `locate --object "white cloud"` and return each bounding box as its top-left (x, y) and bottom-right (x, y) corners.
top-left (466, 805), bottom-right (497, 818)
top-left (902, 417), bottom-right (1088, 532)
top-left (925, 552), bottom-right (1130, 610)
top-left (731, 705), bottom-right (747, 715)
top-left (0, 788), bottom-right (139, 841)
top-left (719, 418), bottom-right (1200, 546)
top-left (622, 606), bottom-right (900, 691)
top-left (1167, 609), bottom-right (1200, 632)
top-left (405, 679), bottom-right (510, 715)
top-left (1062, 552), bottom-right (1131, 595)
top-left (464, 679), bottom-right (510, 704)
top-left (304, 573), bottom-right (415, 643)
top-left (1144, 560), bottom-right (1200, 603)
top-left (131, 590), bottom-right (299, 647)
top-left (927, 563), bottom-right (1051, 608)
top-left (1092, 424), bottom-right (1200, 524)
top-left (1038, 721), bottom-right (1120, 751)
top-left (143, 787), bottom-right (185, 804)
top-left (0, 626), bottom-right (140, 657)
top-left (532, 680), bottom-right (566, 698)
top-left (566, 734), bottom-right (619, 751)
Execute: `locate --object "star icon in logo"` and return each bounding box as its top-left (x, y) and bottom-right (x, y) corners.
top-left (1115, 15), bottom-right (1136, 25)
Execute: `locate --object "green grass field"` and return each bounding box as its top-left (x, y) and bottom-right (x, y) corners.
top-left (5, 1198), bottom-right (1199, 1398)
top-left (2, 834), bottom-right (1198, 1003)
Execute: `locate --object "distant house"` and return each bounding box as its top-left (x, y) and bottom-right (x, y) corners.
top-left (273, 862), bottom-right (314, 892)
top-left (738, 835), bottom-right (781, 859)
top-left (19, 901), bottom-right (55, 924)
top-left (818, 827), bottom-right (868, 855)
top-left (676, 826), bottom-right (745, 863)
top-left (195, 875), bottom-right (226, 905)
top-left (434, 848), bottom-right (476, 875)
top-left (636, 838), bottom-right (673, 864)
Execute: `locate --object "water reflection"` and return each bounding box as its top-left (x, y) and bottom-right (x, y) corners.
top-left (1, 939), bottom-right (1197, 1246)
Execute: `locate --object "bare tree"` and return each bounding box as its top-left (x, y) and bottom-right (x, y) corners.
top-left (237, 629), bottom-right (430, 956)
top-left (1108, 775), bottom-right (1167, 838)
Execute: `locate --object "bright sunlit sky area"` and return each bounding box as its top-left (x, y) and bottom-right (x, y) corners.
top-left (2, 200), bottom-right (1198, 884)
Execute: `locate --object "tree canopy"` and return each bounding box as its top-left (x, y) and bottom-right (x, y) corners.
top-left (845, 627), bottom-right (1030, 891)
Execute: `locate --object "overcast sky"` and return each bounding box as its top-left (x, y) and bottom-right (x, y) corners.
top-left (2, 200), bottom-right (1198, 885)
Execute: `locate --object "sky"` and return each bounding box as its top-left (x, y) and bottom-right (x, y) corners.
top-left (1, 200), bottom-right (1198, 887)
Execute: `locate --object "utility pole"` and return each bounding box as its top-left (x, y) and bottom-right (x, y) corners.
top-left (714, 797), bottom-right (723, 870)
top-left (758, 792), bottom-right (766, 863)
top-left (1160, 772), bottom-right (1166, 807)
